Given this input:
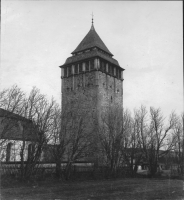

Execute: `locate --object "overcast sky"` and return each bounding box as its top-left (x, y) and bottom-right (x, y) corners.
top-left (1, 1), bottom-right (183, 118)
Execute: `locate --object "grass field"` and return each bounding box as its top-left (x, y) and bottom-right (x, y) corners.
top-left (1, 178), bottom-right (184, 200)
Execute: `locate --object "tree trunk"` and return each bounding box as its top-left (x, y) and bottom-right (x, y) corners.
top-left (149, 163), bottom-right (157, 177)
top-left (56, 160), bottom-right (62, 179)
top-left (65, 162), bottom-right (72, 180)
top-left (20, 140), bottom-right (25, 181)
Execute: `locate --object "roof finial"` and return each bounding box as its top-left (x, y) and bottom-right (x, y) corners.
top-left (91, 12), bottom-right (94, 30)
top-left (91, 12), bottom-right (94, 25)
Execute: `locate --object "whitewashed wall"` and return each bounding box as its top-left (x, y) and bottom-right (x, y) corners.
top-left (0, 139), bottom-right (31, 162)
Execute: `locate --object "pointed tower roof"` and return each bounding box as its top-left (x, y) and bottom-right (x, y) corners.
top-left (71, 23), bottom-right (113, 56)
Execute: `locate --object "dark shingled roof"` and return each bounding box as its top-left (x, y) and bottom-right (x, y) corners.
top-left (0, 108), bottom-right (32, 123)
top-left (72, 24), bottom-right (113, 56)
top-left (61, 49), bottom-right (120, 67)
top-left (0, 108), bottom-right (38, 141)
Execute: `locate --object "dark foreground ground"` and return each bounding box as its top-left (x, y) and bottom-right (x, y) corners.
top-left (1, 178), bottom-right (184, 200)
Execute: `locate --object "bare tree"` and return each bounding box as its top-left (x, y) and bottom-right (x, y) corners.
top-left (0, 85), bottom-right (57, 180)
top-left (50, 101), bottom-right (93, 180)
top-left (123, 109), bottom-right (143, 177)
top-left (137, 106), bottom-right (177, 177)
top-left (0, 85), bottom-right (25, 114)
top-left (50, 106), bottom-right (70, 179)
top-left (65, 117), bottom-right (92, 179)
top-left (0, 85), bottom-right (25, 159)
top-left (19, 87), bottom-right (57, 180)
top-left (172, 113), bottom-right (184, 175)
top-left (98, 105), bottom-right (124, 177)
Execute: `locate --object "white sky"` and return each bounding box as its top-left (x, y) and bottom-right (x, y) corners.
top-left (1, 1), bottom-right (183, 118)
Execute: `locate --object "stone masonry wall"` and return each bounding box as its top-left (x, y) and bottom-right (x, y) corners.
top-left (61, 69), bottom-right (123, 162)
top-left (97, 71), bottom-right (123, 120)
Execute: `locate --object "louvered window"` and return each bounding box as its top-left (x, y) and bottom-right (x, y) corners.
top-left (112, 66), bottom-right (114, 76)
top-left (68, 66), bottom-right (72, 76)
top-left (74, 64), bottom-right (78, 74)
top-left (101, 61), bottom-right (105, 72)
top-left (109, 65), bottom-right (112, 75)
top-left (90, 59), bottom-right (94, 70)
top-left (64, 67), bottom-right (67, 77)
top-left (117, 68), bottom-right (120, 79)
top-left (86, 61), bottom-right (89, 71)
top-left (79, 63), bottom-right (83, 73)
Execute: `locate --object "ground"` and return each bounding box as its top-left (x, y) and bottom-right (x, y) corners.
top-left (1, 178), bottom-right (184, 200)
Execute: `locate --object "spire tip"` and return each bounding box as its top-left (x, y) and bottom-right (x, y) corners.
top-left (91, 12), bottom-right (94, 30)
top-left (91, 12), bottom-right (94, 25)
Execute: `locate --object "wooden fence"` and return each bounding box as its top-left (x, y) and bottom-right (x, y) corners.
top-left (0, 162), bottom-right (94, 175)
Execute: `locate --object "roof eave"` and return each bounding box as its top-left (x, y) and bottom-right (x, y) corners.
top-left (71, 48), bottom-right (113, 57)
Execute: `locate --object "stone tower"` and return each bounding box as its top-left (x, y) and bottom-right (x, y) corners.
top-left (59, 21), bottom-right (124, 158)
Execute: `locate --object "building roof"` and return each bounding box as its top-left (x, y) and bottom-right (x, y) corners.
top-left (71, 24), bottom-right (113, 56)
top-left (61, 48), bottom-right (121, 68)
top-left (0, 108), bottom-right (37, 141)
top-left (0, 108), bottom-right (31, 123)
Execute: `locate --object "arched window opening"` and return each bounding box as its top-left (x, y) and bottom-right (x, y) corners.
top-left (6, 142), bottom-right (13, 162)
